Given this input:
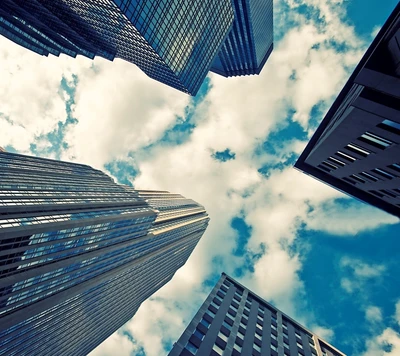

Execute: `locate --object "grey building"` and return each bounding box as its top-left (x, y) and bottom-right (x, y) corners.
top-left (295, 3), bottom-right (400, 218)
top-left (211, 0), bottom-right (274, 77)
top-left (0, 150), bottom-right (209, 355)
top-left (169, 274), bottom-right (344, 356)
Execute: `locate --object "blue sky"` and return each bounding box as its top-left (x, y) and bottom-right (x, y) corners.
top-left (0, 0), bottom-right (400, 355)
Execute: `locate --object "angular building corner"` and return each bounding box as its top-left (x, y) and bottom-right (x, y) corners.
top-left (210, 0), bottom-right (274, 78)
top-left (169, 273), bottom-right (345, 356)
top-left (0, 150), bottom-right (209, 355)
top-left (295, 3), bottom-right (400, 218)
top-left (0, 0), bottom-right (274, 95)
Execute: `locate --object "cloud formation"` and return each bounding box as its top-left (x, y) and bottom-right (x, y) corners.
top-left (0, 0), bottom-right (398, 356)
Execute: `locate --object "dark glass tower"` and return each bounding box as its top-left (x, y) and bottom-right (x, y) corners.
top-left (0, 0), bottom-right (234, 95)
top-left (295, 3), bottom-right (400, 218)
top-left (0, 151), bottom-right (209, 355)
top-left (169, 274), bottom-right (345, 356)
top-left (210, 0), bottom-right (274, 77)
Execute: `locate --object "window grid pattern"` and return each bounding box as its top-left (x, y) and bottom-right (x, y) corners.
top-left (0, 0), bottom-right (234, 95)
top-left (314, 116), bottom-right (400, 207)
top-left (169, 275), bottom-right (345, 356)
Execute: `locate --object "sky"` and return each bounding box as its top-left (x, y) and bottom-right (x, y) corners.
top-left (1, 0), bottom-right (400, 355)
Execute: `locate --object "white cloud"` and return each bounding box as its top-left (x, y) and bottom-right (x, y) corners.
top-left (361, 300), bottom-right (400, 356)
top-left (365, 306), bottom-right (383, 323)
top-left (0, 0), bottom-right (397, 355)
top-left (340, 257), bottom-right (386, 294)
top-left (89, 332), bottom-right (135, 356)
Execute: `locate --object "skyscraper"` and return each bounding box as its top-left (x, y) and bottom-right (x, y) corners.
top-left (210, 0), bottom-right (274, 77)
top-left (0, 1), bottom-right (274, 95)
top-left (0, 0), bottom-right (234, 95)
top-left (0, 150), bottom-right (209, 355)
top-left (295, 3), bottom-right (400, 218)
top-left (169, 273), bottom-right (345, 356)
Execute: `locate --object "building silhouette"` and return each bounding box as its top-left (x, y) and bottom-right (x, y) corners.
top-left (211, 0), bottom-right (274, 77)
top-left (0, 0), bottom-right (274, 95)
top-left (295, 3), bottom-right (400, 218)
top-left (0, 150), bottom-right (209, 355)
top-left (169, 273), bottom-right (345, 356)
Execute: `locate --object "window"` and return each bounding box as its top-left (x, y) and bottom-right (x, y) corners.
top-left (194, 328), bottom-right (205, 340)
top-left (185, 341), bottom-right (198, 355)
top-left (345, 143), bottom-right (370, 157)
top-left (213, 344), bottom-right (223, 355)
top-left (271, 344), bottom-right (278, 351)
top-left (253, 343), bottom-right (261, 352)
top-left (359, 132), bottom-right (392, 149)
top-left (336, 151), bottom-right (356, 162)
top-left (234, 343), bottom-right (242, 352)
top-left (271, 333), bottom-right (277, 340)
top-left (388, 163), bottom-right (400, 173)
top-left (372, 168), bottom-right (395, 179)
top-left (255, 333), bottom-right (262, 341)
top-left (206, 309), bottom-right (216, 318)
top-left (328, 157), bottom-right (346, 166)
top-left (377, 119), bottom-right (400, 135)
top-left (222, 321), bottom-right (232, 330)
top-left (218, 331), bottom-right (228, 342)
top-left (211, 301), bottom-right (219, 309)
top-left (360, 171), bottom-right (379, 182)
top-left (271, 324), bottom-right (277, 331)
top-left (238, 328), bottom-right (245, 338)
top-left (200, 318), bottom-right (210, 328)
top-left (297, 342), bottom-right (303, 349)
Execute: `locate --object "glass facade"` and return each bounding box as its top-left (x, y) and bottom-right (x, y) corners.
top-left (210, 0), bottom-right (274, 77)
top-left (0, 151), bottom-right (209, 355)
top-left (169, 274), bottom-right (346, 356)
top-left (0, 0), bottom-right (234, 95)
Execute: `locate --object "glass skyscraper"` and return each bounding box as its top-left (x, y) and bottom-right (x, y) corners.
top-left (169, 274), bottom-right (345, 356)
top-left (0, 1), bottom-right (274, 94)
top-left (210, 0), bottom-right (274, 77)
top-left (0, 150), bottom-right (209, 355)
top-left (0, 0), bottom-right (234, 95)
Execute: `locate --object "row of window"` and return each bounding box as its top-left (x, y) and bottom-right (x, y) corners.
top-left (318, 118), bottom-right (399, 177)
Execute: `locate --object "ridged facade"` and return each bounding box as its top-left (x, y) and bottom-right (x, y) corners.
top-left (295, 3), bottom-right (400, 218)
top-left (0, 151), bottom-right (209, 355)
top-left (210, 0), bottom-right (274, 77)
top-left (0, 0), bottom-right (234, 95)
top-left (169, 274), bottom-right (345, 356)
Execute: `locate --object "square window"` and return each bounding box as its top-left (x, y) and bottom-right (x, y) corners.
top-left (234, 343), bottom-right (242, 352)
top-left (194, 328), bottom-right (205, 340)
top-left (185, 341), bottom-right (198, 355)
top-left (218, 331), bottom-right (228, 342)
top-left (213, 344), bottom-right (223, 355)
top-left (254, 343), bottom-right (261, 352)
top-left (223, 321), bottom-right (232, 330)
top-left (200, 318), bottom-right (210, 328)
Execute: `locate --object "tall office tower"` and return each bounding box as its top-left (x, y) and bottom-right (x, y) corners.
top-left (295, 3), bottom-right (400, 218)
top-left (0, 151), bottom-right (209, 355)
top-left (0, 0), bottom-right (234, 95)
top-left (210, 0), bottom-right (274, 77)
top-left (169, 274), bottom-right (345, 356)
